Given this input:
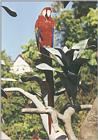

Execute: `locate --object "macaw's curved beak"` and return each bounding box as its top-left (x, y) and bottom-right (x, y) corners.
top-left (45, 13), bottom-right (48, 19)
top-left (2, 6), bottom-right (17, 17)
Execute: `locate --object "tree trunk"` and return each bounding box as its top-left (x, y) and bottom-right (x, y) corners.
top-left (79, 97), bottom-right (98, 140)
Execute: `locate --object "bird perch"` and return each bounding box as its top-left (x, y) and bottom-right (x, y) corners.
top-left (4, 87), bottom-right (93, 140)
top-left (4, 87), bottom-right (66, 140)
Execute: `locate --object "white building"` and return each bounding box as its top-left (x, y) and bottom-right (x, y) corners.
top-left (1, 60), bottom-right (5, 65)
top-left (10, 55), bottom-right (33, 75)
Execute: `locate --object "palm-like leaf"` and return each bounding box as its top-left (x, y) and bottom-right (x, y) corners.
top-left (68, 58), bottom-right (89, 74)
top-left (79, 81), bottom-right (92, 95)
top-left (36, 63), bottom-right (55, 71)
top-left (1, 88), bottom-right (7, 99)
top-left (86, 45), bottom-right (97, 52)
top-left (36, 39), bottom-right (90, 104)
top-left (56, 72), bottom-right (79, 104)
top-left (45, 47), bottom-right (62, 58)
top-left (21, 76), bottom-right (49, 98)
top-left (87, 63), bottom-right (97, 76)
top-left (56, 48), bottom-right (79, 66)
top-left (2, 6), bottom-right (17, 17)
top-left (72, 39), bottom-right (88, 59)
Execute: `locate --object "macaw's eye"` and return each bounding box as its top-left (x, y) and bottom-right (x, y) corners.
top-left (42, 9), bottom-right (46, 17)
top-left (47, 10), bottom-right (51, 17)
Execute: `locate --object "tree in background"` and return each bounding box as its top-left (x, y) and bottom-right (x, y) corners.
top-left (1, 47), bottom-right (47, 140)
top-left (52, 1), bottom-right (98, 47)
top-left (72, 1), bottom-right (97, 18)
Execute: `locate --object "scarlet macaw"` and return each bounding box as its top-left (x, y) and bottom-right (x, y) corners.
top-left (35, 7), bottom-right (56, 134)
top-left (35, 7), bottom-right (55, 49)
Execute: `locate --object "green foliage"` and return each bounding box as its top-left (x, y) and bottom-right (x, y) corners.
top-left (87, 8), bottom-right (98, 26)
top-left (55, 8), bottom-right (97, 48)
top-left (21, 39), bottom-right (39, 67)
top-left (1, 43), bottom-right (48, 139)
top-left (2, 114), bottom-right (46, 140)
top-left (72, 1), bottom-right (97, 18)
top-left (1, 51), bottom-right (12, 77)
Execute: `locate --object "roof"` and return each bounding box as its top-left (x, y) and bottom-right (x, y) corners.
top-left (13, 54), bottom-right (32, 67)
top-left (10, 54), bottom-right (33, 75)
top-left (14, 54), bottom-right (27, 63)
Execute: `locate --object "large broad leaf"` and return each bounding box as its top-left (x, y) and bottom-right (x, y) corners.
top-left (1, 88), bottom-right (7, 99)
top-left (55, 56), bottom-right (64, 66)
top-left (21, 75), bottom-right (49, 98)
top-left (50, 54), bottom-right (64, 66)
top-left (1, 78), bottom-right (17, 82)
top-left (56, 48), bottom-right (78, 66)
top-left (68, 58), bottom-right (89, 74)
top-left (72, 39), bottom-right (89, 59)
top-left (57, 72), bottom-right (79, 103)
top-left (72, 39), bottom-right (88, 50)
top-left (79, 81), bottom-right (91, 95)
top-left (87, 63), bottom-right (97, 76)
top-left (2, 6), bottom-right (17, 17)
top-left (36, 63), bottom-right (55, 71)
top-left (63, 1), bottom-right (70, 8)
top-left (45, 47), bottom-right (62, 58)
top-left (86, 45), bottom-right (97, 52)
top-left (42, 47), bottom-right (64, 66)
top-left (62, 46), bottom-right (69, 53)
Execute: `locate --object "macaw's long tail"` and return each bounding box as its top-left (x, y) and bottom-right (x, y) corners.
top-left (40, 47), bottom-right (55, 134)
top-left (44, 61), bottom-right (54, 134)
top-left (45, 70), bottom-right (54, 134)
top-left (48, 114), bottom-right (53, 134)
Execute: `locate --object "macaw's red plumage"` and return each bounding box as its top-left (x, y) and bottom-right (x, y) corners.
top-left (35, 7), bottom-right (56, 48)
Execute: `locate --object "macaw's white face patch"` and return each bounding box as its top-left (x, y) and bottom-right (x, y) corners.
top-left (42, 9), bottom-right (46, 17)
top-left (47, 10), bottom-right (51, 17)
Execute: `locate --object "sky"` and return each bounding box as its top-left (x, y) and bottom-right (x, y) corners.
top-left (1, 1), bottom-right (72, 60)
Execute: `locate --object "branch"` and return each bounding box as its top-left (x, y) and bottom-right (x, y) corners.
top-left (4, 87), bottom-right (67, 140)
top-left (4, 87), bottom-right (45, 108)
top-left (22, 104), bottom-right (92, 140)
top-left (22, 107), bottom-right (66, 133)
top-left (63, 107), bottom-right (78, 140)
top-left (80, 105), bottom-right (92, 110)
top-left (61, 105), bottom-right (92, 140)
top-left (4, 88), bottom-right (93, 140)
top-left (22, 107), bottom-right (50, 114)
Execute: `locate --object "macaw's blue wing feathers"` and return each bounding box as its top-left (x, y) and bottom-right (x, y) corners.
top-left (52, 28), bottom-right (54, 48)
top-left (35, 29), bottom-right (40, 49)
top-left (35, 29), bottom-right (43, 49)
